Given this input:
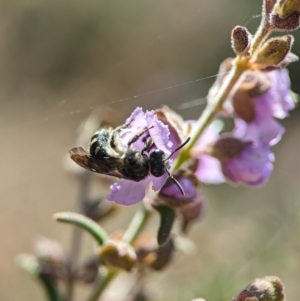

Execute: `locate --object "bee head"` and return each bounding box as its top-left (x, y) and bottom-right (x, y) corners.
top-left (149, 149), bottom-right (166, 177)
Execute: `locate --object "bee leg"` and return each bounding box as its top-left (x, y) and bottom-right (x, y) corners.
top-left (141, 137), bottom-right (153, 155)
top-left (164, 167), bottom-right (185, 195)
top-left (127, 126), bottom-right (154, 147)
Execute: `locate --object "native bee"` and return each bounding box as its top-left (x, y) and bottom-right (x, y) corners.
top-left (69, 121), bottom-right (190, 195)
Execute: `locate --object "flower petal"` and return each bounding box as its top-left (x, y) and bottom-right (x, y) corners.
top-left (195, 155), bottom-right (225, 184)
top-left (146, 111), bottom-right (172, 154)
top-left (222, 143), bottom-right (274, 186)
top-left (107, 179), bottom-right (148, 205)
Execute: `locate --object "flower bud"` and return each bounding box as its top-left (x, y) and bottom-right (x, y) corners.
top-left (235, 290), bottom-right (258, 301)
top-left (252, 35), bottom-right (294, 69)
top-left (273, 0), bottom-right (300, 19)
top-left (99, 240), bottom-right (137, 271)
top-left (179, 197), bottom-right (206, 233)
top-left (235, 276), bottom-right (285, 301)
top-left (134, 232), bottom-right (175, 271)
top-left (158, 170), bottom-right (199, 208)
top-left (270, 10), bottom-right (300, 31)
top-left (231, 26), bottom-right (251, 55)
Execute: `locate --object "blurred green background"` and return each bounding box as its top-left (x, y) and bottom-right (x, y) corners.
top-left (1, 0), bottom-right (300, 300)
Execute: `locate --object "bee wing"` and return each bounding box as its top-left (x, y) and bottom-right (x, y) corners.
top-left (69, 147), bottom-right (130, 179)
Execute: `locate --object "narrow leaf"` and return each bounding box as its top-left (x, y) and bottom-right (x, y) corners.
top-left (53, 212), bottom-right (108, 245)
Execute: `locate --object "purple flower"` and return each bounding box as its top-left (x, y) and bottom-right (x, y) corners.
top-left (107, 107), bottom-right (179, 206)
top-left (217, 69), bottom-right (294, 186)
top-left (161, 175), bottom-right (197, 201)
top-left (234, 69), bottom-right (294, 146)
top-left (222, 142), bottom-right (274, 186)
top-left (190, 122), bottom-right (226, 184)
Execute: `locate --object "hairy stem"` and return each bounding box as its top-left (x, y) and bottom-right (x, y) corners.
top-left (173, 59), bottom-right (247, 170)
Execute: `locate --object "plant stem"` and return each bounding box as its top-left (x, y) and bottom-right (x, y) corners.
top-left (66, 173), bottom-right (91, 301)
top-left (122, 205), bottom-right (152, 244)
top-left (86, 269), bottom-right (117, 301)
top-left (173, 59), bottom-right (247, 170)
top-left (39, 273), bottom-right (62, 301)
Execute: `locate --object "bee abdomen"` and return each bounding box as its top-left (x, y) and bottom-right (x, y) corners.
top-left (89, 129), bottom-right (110, 158)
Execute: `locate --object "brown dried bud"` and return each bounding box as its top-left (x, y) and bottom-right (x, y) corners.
top-left (179, 197), bottom-right (206, 233)
top-left (235, 290), bottom-right (259, 301)
top-left (270, 10), bottom-right (300, 31)
top-left (235, 276), bottom-right (285, 301)
top-left (252, 35), bottom-right (294, 69)
top-left (231, 26), bottom-right (251, 55)
top-left (99, 240), bottom-right (137, 272)
top-left (232, 89), bottom-right (256, 122)
top-left (232, 71), bottom-right (271, 122)
top-left (273, 0), bottom-right (300, 19)
top-left (204, 137), bottom-right (252, 162)
top-left (134, 232), bottom-right (175, 271)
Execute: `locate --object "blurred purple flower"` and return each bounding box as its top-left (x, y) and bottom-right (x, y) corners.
top-left (107, 107), bottom-right (178, 206)
top-left (190, 122), bottom-right (225, 184)
top-left (234, 69), bottom-right (294, 146)
top-left (222, 142), bottom-right (274, 186)
top-left (217, 69), bottom-right (294, 186)
top-left (191, 69), bottom-right (294, 187)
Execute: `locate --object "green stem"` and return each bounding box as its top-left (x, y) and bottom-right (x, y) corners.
top-left (86, 269), bottom-right (117, 301)
top-left (66, 173), bottom-right (91, 301)
top-left (173, 61), bottom-right (247, 170)
top-left (39, 273), bottom-right (61, 301)
top-left (250, 22), bottom-right (272, 55)
top-left (122, 205), bottom-right (152, 244)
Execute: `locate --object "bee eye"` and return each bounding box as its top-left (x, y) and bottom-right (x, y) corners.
top-left (149, 149), bottom-right (164, 160)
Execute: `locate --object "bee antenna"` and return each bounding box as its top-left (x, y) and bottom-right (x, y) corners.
top-left (164, 167), bottom-right (185, 196)
top-left (165, 137), bottom-right (191, 161)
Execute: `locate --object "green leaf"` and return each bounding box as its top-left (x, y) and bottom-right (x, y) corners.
top-left (53, 212), bottom-right (108, 245)
top-left (156, 205), bottom-right (175, 246)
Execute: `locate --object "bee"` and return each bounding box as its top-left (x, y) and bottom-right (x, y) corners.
top-left (69, 121), bottom-right (190, 195)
